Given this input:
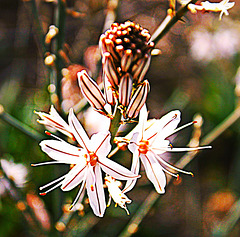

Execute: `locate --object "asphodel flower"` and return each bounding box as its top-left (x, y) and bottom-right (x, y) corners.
top-left (105, 176), bottom-right (131, 215)
top-left (35, 105), bottom-right (75, 140)
top-left (33, 108), bottom-right (139, 217)
top-left (122, 105), bottom-right (211, 194)
top-left (179, 0), bottom-right (235, 20)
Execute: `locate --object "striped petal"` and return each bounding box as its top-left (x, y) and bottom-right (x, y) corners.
top-left (119, 73), bottom-right (133, 107)
top-left (68, 108), bottom-right (90, 150)
top-left (61, 163), bottom-right (87, 191)
top-left (125, 80), bottom-right (150, 119)
top-left (132, 54), bottom-right (151, 84)
top-left (86, 165), bottom-right (106, 217)
top-left (103, 74), bottom-right (116, 106)
top-left (39, 140), bottom-right (82, 164)
top-left (148, 110), bottom-right (181, 146)
top-left (140, 153), bottom-right (166, 194)
top-left (121, 49), bottom-right (134, 72)
top-left (78, 70), bottom-right (111, 117)
top-left (99, 157), bottom-right (140, 181)
top-left (90, 132), bottom-right (111, 157)
top-left (35, 105), bottom-right (74, 139)
top-left (122, 150), bottom-right (140, 193)
top-left (102, 52), bottom-right (119, 88)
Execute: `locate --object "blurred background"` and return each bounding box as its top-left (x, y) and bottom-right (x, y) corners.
top-left (0, 0), bottom-right (239, 236)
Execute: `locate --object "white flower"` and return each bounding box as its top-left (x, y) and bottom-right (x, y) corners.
top-left (105, 176), bottom-right (131, 215)
top-left (34, 108), bottom-right (139, 217)
top-left (0, 159), bottom-right (28, 188)
top-left (123, 105), bottom-right (211, 194)
top-left (35, 105), bottom-right (75, 140)
top-left (179, 0), bottom-right (235, 20)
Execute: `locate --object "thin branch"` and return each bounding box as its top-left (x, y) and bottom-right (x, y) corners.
top-left (150, 0), bottom-right (199, 44)
top-left (0, 105), bottom-right (44, 142)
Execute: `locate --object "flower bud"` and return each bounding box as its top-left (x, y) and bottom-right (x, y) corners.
top-left (125, 80), bottom-right (150, 119)
top-left (118, 73), bottom-right (133, 107)
top-left (78, 70), bottom-right (112, 117)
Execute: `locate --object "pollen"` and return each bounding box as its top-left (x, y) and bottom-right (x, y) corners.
top-left (89, 152), bottom-right (98, 166)
top-left (138, 140), bottom-right (149, 154)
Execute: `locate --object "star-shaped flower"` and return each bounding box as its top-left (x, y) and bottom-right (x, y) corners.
top-left (123, 105), bottom-right (211, 194)
top-left (33, 108), bottom-right (139, 217)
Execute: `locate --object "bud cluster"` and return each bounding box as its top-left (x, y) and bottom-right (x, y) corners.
top-left (100, 21), bottom-right (153, 119)
top-left (78, 21), bottom-right (154, 121)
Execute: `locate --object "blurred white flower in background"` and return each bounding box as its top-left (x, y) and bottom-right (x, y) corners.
top-left (0, 159), bottom-right (28, 188)
top-left (189, 23), bottom-right (240, 62)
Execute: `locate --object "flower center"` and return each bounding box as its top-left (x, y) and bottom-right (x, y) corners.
top-left (138, 140), bottom-right (149, 154)
top-left (89, 152), bottom-right (98, 166)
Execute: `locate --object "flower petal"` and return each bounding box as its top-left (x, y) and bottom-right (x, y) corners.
top-left (128, 132), bottom-right (140, 154)
top-left (86, 164), bottom-right (106, 217)
top-left (61, 163), bottom-right (87, 191)
top-left (147, 110), bottom-right (181, 145)
top-left (90, 132), bottom-right (111, 157)
top-left (35, 105), bottom-right (74, 139)
top-left (140, 153), bottom-right (166, 194)
top-left (40, 140), bottom-right (82, 164)
top-left (78, 70), bottom-right (110, 117)
top-left (99, 157), bottom-right (140, 180)
top-left (69, 108), bottom-right (90, 150)
top-left (125, 80), bottom-right (149, 119)
top-left (123, 150), bottom-right (140, 193)
top-left (102, 52), bottom-right (119, 88)
top-left (119, 73), bottom-right (133, 107)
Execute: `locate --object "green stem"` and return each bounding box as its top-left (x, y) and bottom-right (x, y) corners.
top-left (24, 0), bottom-right (47, 56)
top-left (109, 108), bottom-right (122, 145)
top-left (0, 105), bottom-right (44, 142)
top-left (150, 0), bottom-right (198, 45)
top-left (52, 0), bottom-right (66, 110)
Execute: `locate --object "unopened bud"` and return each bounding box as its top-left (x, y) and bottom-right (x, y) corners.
top-left (119, 73), bottom-right (133, 107)
top-left (125, 80), bottom-right (150, 119)
top-left (78, 70), bottom-right (112, 117)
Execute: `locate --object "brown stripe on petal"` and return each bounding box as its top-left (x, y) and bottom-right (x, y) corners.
top-left (142, 154), bottom-right (162, 192)
top-left (119, 73), bottom-right (133, 107)
top-left (62, 165), bottom-right (87, 190)
top-left (78, 70), bottom-right (107, 112)
top-left (121, 49), bottom-right (133, 72)
top-left (103, 52), bottom-right (119, 88)
top-left (132, 55), bottom-right (149, 84)
top-left (135, 54), bottom-right (151, 84)
top-left (45, 144), bottom-right (79, 157)
top-left (125, 80), bottom-right (149, 119)
top-left (103, 75), bottom-right (116, 106)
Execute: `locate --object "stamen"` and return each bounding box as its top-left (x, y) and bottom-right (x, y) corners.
top-left (160, 165), bottom-right (179, 178)
top-left (39, 181), bottom-right (62, 195)
top-left (45, 131), bottom-right (65, 142)
top-left (166, 121), bottom-right (196, 138)
top-left (31, 161), bottom-right (62, 167)
top-left (156, 155), bottom-right (193, 176)
top-left (39, 175), bottom-right (66, 190)
top-left (69, 181), bottom-right (86, 210)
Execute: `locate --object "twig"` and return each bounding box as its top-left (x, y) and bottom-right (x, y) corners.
top-left (0, 105), bottom-right (44, 142)
top-left (150, 0), bottom-right (199, 44)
